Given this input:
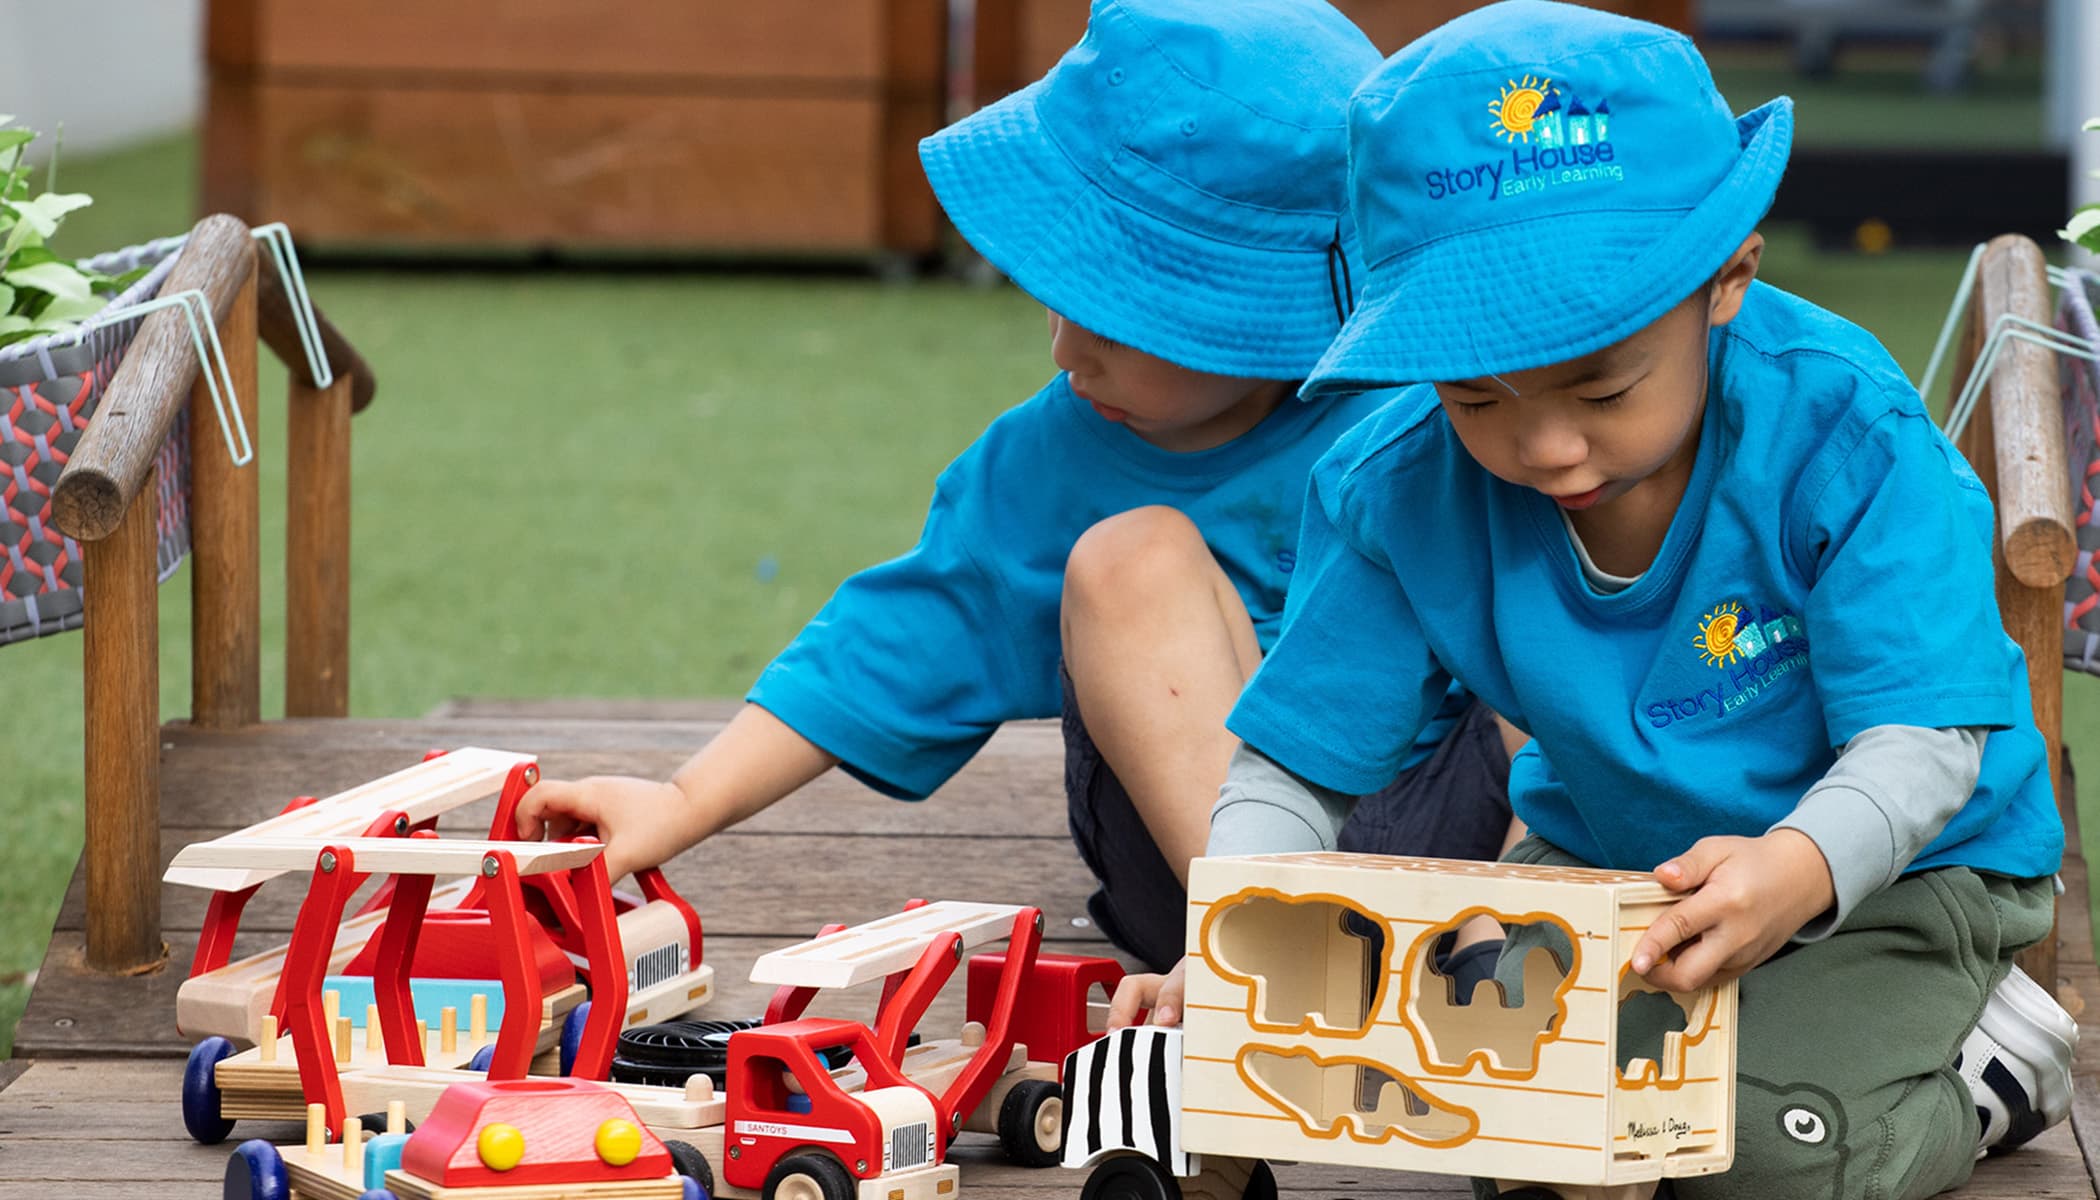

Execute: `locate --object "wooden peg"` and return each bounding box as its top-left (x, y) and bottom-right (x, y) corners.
top-left (258, 1014), bottom-right (278, 1063)
top-left (470, 993), bottom-right (488, 1044)
top-left (342, 1116), bottom-right (363, 1178)
top-left (334, 1015), bottom-right (352, 1064)
top-left (306, 1103), bottom-right (327, 1154)
top-left (440, 1006), bottom-right (458, 1054)
top-left (685, 1075), bottom-right (716, 1103)
top-left (366, 1004), bottom-right (383, 1052)
top-left (387, 1100), bottom-right (407, 1136)
top-left (324, 988), bottom-right (340, 1029)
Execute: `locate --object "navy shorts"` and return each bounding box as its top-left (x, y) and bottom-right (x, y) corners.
top-left (1061, 674), bottom-right (1515, 971)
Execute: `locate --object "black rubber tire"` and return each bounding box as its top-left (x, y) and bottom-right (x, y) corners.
top-left (355, 1111), bottom-right (415, 1137)
top-left (1242, 1160), bottom-right (1277, 1200)
top-left (998, 1078), bottom-right (1064, 1167)
top-left (1080, 1154), bottom-right (1181, 1200)
top-left (664, 1139), bottom-right (716, 1197)
top-left (763, 1151), bottom-right (856, 1200)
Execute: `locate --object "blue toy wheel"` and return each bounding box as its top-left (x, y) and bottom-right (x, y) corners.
top-left (223, 1138), bottom-right (288, 1200)
top-left (184, 1036), bottom-right (238, 1144)
top-left (468, 1044), bottom-right (495, 1073)
top-left (356, 1191), bottom-right (397, 1200)
top-left (682, 1176), bottom-right (705, 1200)
top-left (560, 1000), bottom-right (592, 1076)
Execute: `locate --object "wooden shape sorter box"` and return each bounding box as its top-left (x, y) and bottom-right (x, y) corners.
top-left (1179, 853), bottom-right (1737, 1189)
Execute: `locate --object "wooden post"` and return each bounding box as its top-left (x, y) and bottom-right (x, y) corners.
top-left (82, 470), bottom-right (162, 973)
top-left (190, 261), bottom-right (262, 728)
top-left (286, 370), bottom-right (353, 717)
top-left (1959, 236), bottom-right (2078, 993)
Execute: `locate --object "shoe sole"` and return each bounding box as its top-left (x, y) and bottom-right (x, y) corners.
top-left (1977, 965), bottom-right (2078, 1126)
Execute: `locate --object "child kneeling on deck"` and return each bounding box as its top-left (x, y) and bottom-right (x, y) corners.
top-left (1113, 4), bottom-right (2076, 1196)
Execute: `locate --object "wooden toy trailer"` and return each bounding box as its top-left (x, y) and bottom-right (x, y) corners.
top-left (173, 833), bottom-right (633, 1143)
top-left (751, 899), bottom-right (1125, 1167)
top-left (169, 748), bottom-right (718, 1053)
top-left (1063, 853), bottom-right (1738, 1195)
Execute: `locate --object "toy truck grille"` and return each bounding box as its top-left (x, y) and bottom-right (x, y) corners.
top-left (889, 1121), bottom-right (933, 1171)
top-left (630, 941), bottom-right (687, 995)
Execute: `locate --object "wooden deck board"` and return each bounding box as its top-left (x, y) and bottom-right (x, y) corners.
top-left (5, 710), bottom-right (2094, 1197)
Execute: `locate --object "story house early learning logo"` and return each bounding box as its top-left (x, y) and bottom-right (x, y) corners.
top-left (1646, 599), bottom-right (1810, 728)
top-left (1427, 74), bottom-right (1624, 202)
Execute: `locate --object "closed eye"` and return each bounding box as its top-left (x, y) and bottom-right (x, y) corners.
top-left (1581, 389), bottom-right (1630, 408)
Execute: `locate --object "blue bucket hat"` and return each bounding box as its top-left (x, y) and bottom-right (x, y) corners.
top-left (920, 0), bottom-right (1381, 381)
top-left (1303, 0), bottom-right (1793, 393)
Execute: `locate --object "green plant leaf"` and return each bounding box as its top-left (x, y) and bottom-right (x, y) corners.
top-left (0, 283), bottom-right (13, 313)
top-left (11, 191), bottom-right (90, 239)
top-left (0, 131), bottom-right (32, 159)
top-left (33, 292), bottom-right (105, 324)
top-left (7, 245), bottom-right (57, 269)
top-left (0, 329), bottom-right (44, 349)
top-left (97, 264), bottom-right (152, 293)
top-left (1, 216), bottom-right (44, 260)
top-left (0, 314), bottom-right (32, 334)
top-left (2086, 116), bottom-right (2100, 132)
top-left (3, 260), bottom-right (92, 304)
top-left (2065, 207), bottom-right (2100, 254)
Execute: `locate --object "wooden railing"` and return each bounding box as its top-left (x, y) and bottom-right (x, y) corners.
top-left (1947, 234), bottom-right (2080, 993)
top-left (50, 213), bottom-right (376, 974)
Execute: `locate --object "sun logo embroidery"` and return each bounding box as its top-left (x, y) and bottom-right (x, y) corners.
top-left (1489, 75), bottom-right (1558, 143)
top-left (1694, 601), bottom-right (1746, 668)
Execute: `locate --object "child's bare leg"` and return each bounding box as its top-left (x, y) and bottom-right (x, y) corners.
top-left (1061, 506), bottom-right (1262, 885)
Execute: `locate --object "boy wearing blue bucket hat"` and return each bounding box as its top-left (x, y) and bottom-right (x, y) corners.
top-left (1113, 2), bottom-right (2074, 1194)
top-left (515, 0), bottom-right (1519, 975)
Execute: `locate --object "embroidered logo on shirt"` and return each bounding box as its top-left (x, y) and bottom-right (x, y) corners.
top-left (1646, 601), bottom-right (1810, 728)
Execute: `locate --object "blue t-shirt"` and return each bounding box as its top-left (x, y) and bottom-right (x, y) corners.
top-left (1229, 282), bottom-right (2062, 880)
top-left (750, 376), bottom-right (1462, 799)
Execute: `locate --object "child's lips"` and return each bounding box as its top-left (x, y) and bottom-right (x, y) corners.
top-left (1551, 484), bottom-right (1609, 510)
top-left (1088, 399), bottom-right (1130, 423)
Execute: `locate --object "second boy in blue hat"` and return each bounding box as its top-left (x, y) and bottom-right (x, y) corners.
top-left (1115, 2), bottom-right (2075, 1196)
top-left (515, 0), bottom-right (1518, 977)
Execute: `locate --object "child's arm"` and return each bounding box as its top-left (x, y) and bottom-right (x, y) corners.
top-left (1771, 724), bottom-right (1984, 939)
top-left (1632, 723), bottom-right (1983, 992)
top-left (515, 704), bottom-right (835, 879)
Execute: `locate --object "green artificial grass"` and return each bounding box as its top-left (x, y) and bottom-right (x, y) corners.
top-left (1705, 44), bottom-right (2047, 149)
top-left (0, 132), bottom-right (2094, 1055)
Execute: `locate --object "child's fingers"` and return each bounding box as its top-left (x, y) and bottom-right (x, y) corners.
top-left (1107, 974), bottom-right (1161, 1030)
top-left (1151, 963), bottom-right (1186, 1028)
top-left (1652, 835), bottom-right (1735, 893)
top-left (1638, 930), bottom-right (1728, 993)
top-left (512, 779), bottom-right (592, 838)
top-left (1630, 888), bottom-right (1724, 975)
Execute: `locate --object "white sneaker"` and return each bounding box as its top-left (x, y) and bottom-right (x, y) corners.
top-left (1955, 965), bottom-right (2077, 1155)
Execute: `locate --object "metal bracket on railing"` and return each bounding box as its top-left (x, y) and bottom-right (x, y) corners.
top-left (250, 222), bottom-right (334, 390)
top-left (66, 288), bottom-right (254, 467)
top-left (1919, 247), bottom-right (2100, 442)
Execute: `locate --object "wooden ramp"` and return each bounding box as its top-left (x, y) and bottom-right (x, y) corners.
top-left (2, 708), bottom-right (2096, 1198)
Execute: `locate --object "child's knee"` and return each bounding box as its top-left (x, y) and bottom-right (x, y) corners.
top-left (1677, 1071), bottom-right (1976, 1200)
top-left (1063, 506), bottom-right (1212, 618)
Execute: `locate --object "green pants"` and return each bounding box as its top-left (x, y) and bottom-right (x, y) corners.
top-left (1473, 835), bottom-right (2055, 1200)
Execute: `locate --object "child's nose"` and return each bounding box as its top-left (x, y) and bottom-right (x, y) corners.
top-left (1514, 417), bottom-right (1587, 472)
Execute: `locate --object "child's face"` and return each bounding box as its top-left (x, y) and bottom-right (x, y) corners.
top-left (1432, 235), bottom-right (1764, 518)
top-left (1047, 311), bottom-right (1288, 452)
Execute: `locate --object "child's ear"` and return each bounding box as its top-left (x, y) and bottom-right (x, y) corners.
top-left (1706, 232), bottom-right (1765, 328)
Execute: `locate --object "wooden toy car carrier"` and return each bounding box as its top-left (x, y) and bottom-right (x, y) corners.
top-left (1062, 853), bottom-right (1739, 1195)
top-left (168, 748), bottom-right (720, 1140)
top-left (751, 898), bottom-right (1125, 1167)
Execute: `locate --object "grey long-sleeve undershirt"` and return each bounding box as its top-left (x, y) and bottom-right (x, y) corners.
top-left (1211, 726), bottom-right (1984, 942)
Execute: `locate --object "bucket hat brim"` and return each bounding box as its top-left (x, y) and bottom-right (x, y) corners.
top-left (921, 83), bottom-right (1356, 382)
top-left (1303, 98), bottom-right (1794, 394)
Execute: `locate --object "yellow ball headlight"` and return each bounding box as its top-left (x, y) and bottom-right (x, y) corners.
top-left (477, 1122), bottom-right (526, 1171)
top-left (595, 1117), bottom-right (643, 1166)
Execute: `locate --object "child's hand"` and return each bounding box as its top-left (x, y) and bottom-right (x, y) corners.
top-left (1107, 957), bottom-right (1189, 1029)
top-left (513, 775), bottom-right (695, 881)
top-left (1630, 829), bottom-right (1834, 993)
